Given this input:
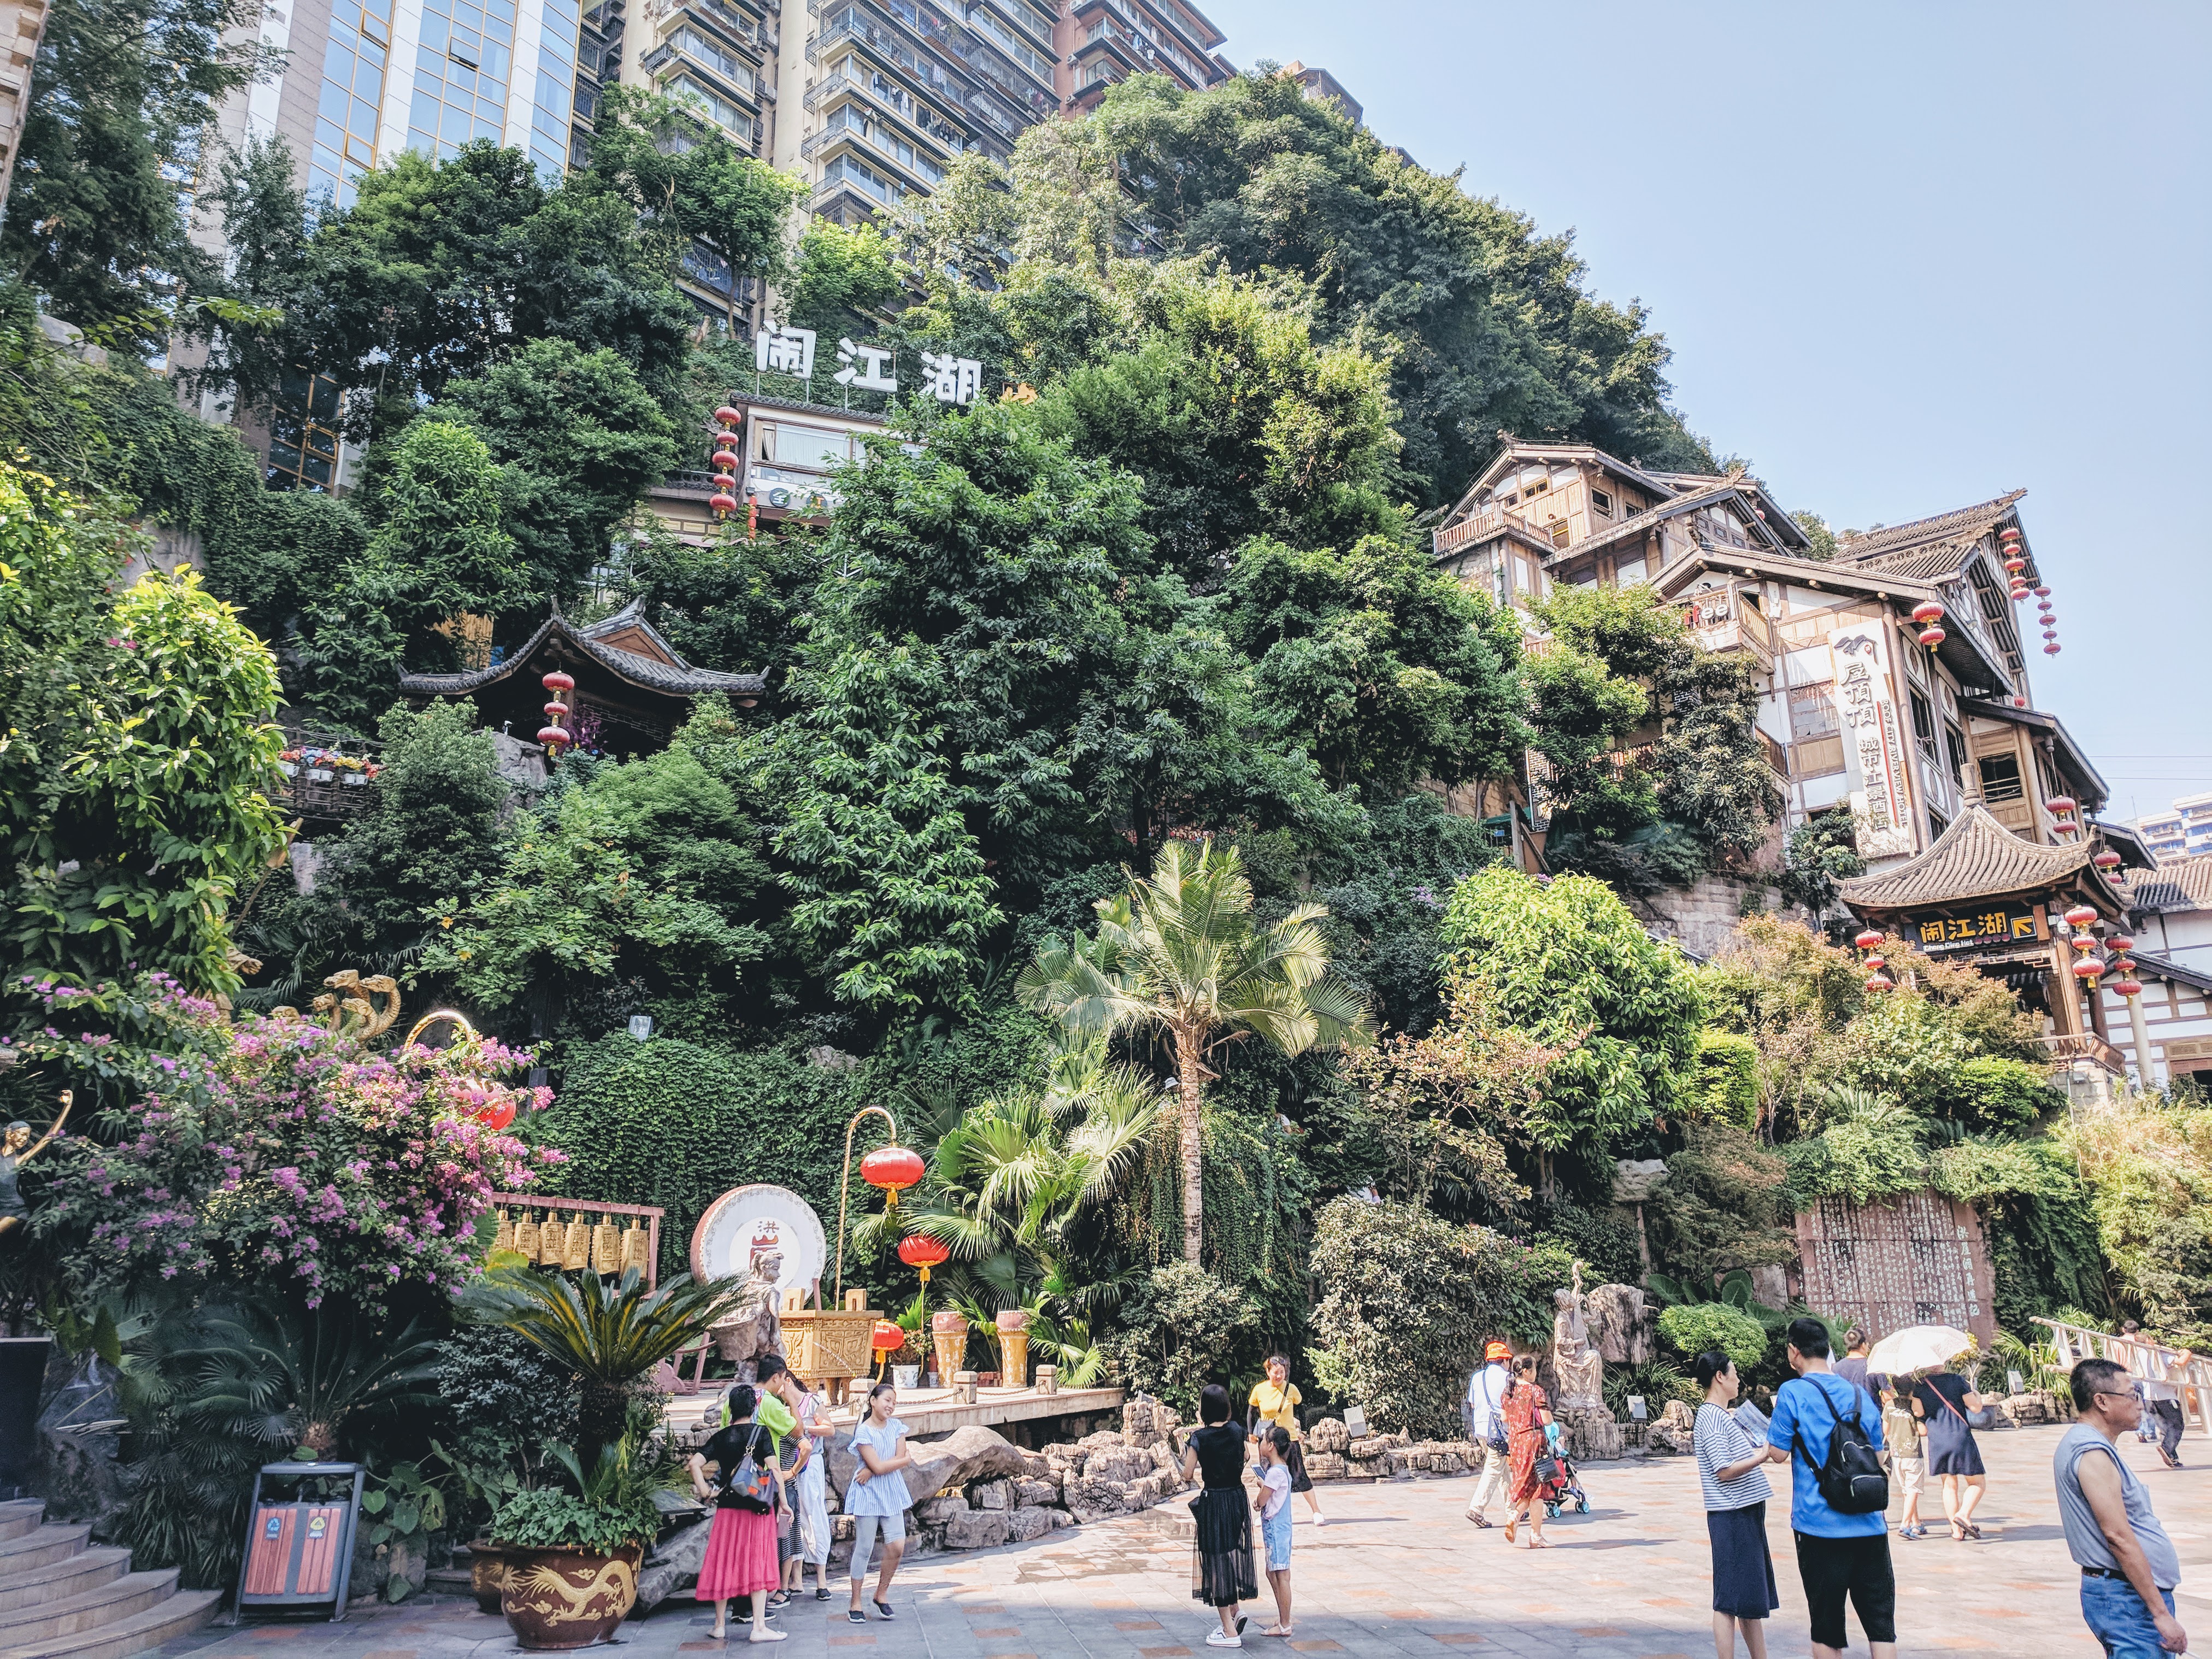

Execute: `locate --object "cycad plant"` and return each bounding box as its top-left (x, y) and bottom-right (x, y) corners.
top-left (458, 1266), bottom-right (743, 1461)
top-left (1017, 838), bottom-right (1374, 1262)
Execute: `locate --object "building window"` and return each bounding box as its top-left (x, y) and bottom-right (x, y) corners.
top-left (1927, 809), bottom-right (1949, 841)
top-left (1591, 487), bottom-right (1613, 517)
top-left (1790, 682), bottom-right (1845, 779)
top-left (1944, 721), bottom-right (1968, 787)
top-left (1976, 752), bottom-right (2025, 803)
top-left (267, 370), bottom-right (345, 491)
top-left (1909, 689), bottom-right (1937, 763)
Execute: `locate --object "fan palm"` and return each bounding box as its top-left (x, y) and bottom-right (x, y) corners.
top-left (457, 1266), bottom-right (744, 1458)
top-left (1017, 838), bottom-right (1375, 1263)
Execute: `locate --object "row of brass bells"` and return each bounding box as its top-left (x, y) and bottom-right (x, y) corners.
top-left (495, 1209), bottom-right (651, 1275)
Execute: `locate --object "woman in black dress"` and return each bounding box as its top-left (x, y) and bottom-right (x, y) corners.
top-left (1913, 1365), bottom-right (1988, 1540)
top-left (1179, 1383), bottom-right (1257, 1649)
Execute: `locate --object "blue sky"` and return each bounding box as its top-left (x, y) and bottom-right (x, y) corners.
top-left (1198, 0), bottom-right (2212, 827)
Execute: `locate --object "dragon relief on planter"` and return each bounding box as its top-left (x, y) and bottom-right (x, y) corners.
top-left (504, 1550), bottom-right (639, 1621)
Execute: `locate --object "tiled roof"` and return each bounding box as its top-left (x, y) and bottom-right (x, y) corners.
top-left (1836, 490), bottom-right (2027, 561)
top-left (1839, 803), bottom-right (2095, 910)
top-left (2134, 949), bottom-right (2212, 994)
top-left (2134, 853), bottom-right (2212, 913)
top-left (399, 605), bottom-right (766, 699)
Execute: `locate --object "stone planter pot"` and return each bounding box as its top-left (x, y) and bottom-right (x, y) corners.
top-left (993, 1310), bottom-right (1029, 1387)
top-left (930, 1310), bottom-right (968, 1379)
top-left (466, 1540), bottom-right (511, 1614)
top-left (498, 1542), bottom-right (644, 1650)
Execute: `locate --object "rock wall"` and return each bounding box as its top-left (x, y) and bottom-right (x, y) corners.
top-left (1628, 875), bottom-right (1815, 962)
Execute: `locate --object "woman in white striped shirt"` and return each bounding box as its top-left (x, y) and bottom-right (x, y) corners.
top-left (1692, 1350), bottom-right (1780, 1659)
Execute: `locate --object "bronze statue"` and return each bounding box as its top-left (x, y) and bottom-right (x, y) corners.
top-left (0, 1091), bottom-right (73, 1238)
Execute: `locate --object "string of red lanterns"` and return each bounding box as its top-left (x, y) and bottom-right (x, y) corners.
top-left (1854, 927), bottom-right (1893, 992)
top-left (708, 403), bottom-right (742, 522)
top-left (1910, 599), bottom-right (1945, 651)
top-left (538, 669), bottom-right (575, 757)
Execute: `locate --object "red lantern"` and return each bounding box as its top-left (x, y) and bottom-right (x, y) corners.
top-left (861, 1144), bottom-right (926, 1208)
top-left (542, 670), bottom-right (575, 694)
top-left (1864, 974), bottom-right (1893, 993)
top-left (710, 492), bottom-right (739, 514)
top-left (2033, 586), bottom-right (2051, 598)
top-left (2072, 936), bottom-right (2099, 954)
top-left (544, 701), bottom-right (570, 721)
top-left (2001, 525), bottom-right (2020, 540)
top-left (1919, 625), bottom-right (1946, 648)
top-left (2072, 958), bottom-right (2103, 983)
top-left (712, 448), bottom-right (741, 472)
top-left (870, 1320), bottom-right (906, 1354)
top-left (538, 725), bottom-right (571, 752)
top-left (2045, 643), bottom-right (2062, 656)
top-left (2093, 850), bottom-right (2122, 873)
top-left (2063, 904), bottom-right (2098, 928)
top-left (714, 404), bottom-right (743, 425)
top-left (1863, 954), bottom-right (1886, 973)
top-left (2003, 556), bottom-right (2026, 573)
top-left (2114, 979), bottom-right (2144, 999)
top-left (1854, 928), bottom-right (1884, 951)
top-left (2111, 958), bottom-right (2138, 977)
top-left (2049, 796), bottom-right (2077, 815)
top-left (2107, 934), bottom-right (2135, 954)
top-left (1911, 601), bottom-right (1945, 626)
top-left (898, 1233), bottom-right (951, 1283)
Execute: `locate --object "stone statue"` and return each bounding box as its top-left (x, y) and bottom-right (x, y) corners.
top-left (1549, 1260), bottom-right (1607, 1413)
top-left (709, 1250), bottom-right (786, 1376)
top-left (0, 1091), bottom-right (73, 1238)
top-left (1585, 1282), bottom-right (1658, 1366)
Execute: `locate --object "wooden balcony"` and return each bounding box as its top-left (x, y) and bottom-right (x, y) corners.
top-left (1435, 507), bottom-right (1528, 555)
top-left (2040, 1032), bottom-right (2126, 1075)
top-left (1678, 587), bottom-right (1775, 673)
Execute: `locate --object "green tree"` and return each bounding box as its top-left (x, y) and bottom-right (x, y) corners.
top-left (1437, 866), bottom-right (1703, 1180)
top-left (1, 463), bottom-right (287, 991)
top-left (1017, 838), bottom-right (1374, 1262)
top-left (434, 338), bottom-right (679, 598)
top-left (784, 219), bottom-right (903, 337)
top-left (1222, 532), bottom-right (1528, 793)
top-left (1, 0), bottom-right (271, 332)
top-left (585, 86), bottom-right (806, 336)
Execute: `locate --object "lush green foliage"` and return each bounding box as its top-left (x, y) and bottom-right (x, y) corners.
top-left (1438, 867), bottom-right (1703, 1162)
top-left (1656, 1301), bottom-right (1768, 1372)
top-left (1108, 1261), bottom-right (1260, 1416)
top-left (487, 1484), bottom-right (662, 1554)
top-left (1690, 1032), bottom-right (1762, 1131)
top-left (2063, 1097), bottom-right (2212, 1346)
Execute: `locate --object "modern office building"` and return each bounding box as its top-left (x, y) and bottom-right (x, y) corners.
top-left (2135, 795), bottom-right (2212, 863)
top-left (1281, 60), bottom-right (1357, 127)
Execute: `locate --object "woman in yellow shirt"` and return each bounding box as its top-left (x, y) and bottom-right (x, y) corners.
top-left (1248, 1354), bottom-right (1325, 1526)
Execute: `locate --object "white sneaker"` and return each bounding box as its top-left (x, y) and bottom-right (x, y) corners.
top-left (1311, 1512), bottom-right (1326, 1526)
top-left (1205, 1632), bottom-right (1243, 1649)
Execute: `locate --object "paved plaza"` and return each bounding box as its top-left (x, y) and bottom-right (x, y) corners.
top-left (154, 1423), bottom-right (2211, 1659)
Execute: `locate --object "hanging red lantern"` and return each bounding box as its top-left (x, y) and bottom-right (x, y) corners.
top-left (537, 725), bottom-right (571, 752)
top-left (2049, 796), bottom-right (2077, 815)
top-left (543, 670), bottom-right (575, 694)
top-left (1864, 974), bottom-right (1893, 993)
top-left (709, 491), bottom-right (739, 513)
top-left (1911, 601), bottom-right (1945, 626)
top-left (2033, 585), bottom-right (2051, 598)
top-left (2111, 957), bottom-right (2138, 977)
top-left (2072, 936), bottom-right (2100, 955)
top-left (1854, 928), bottom-right (1884, 951)
top-left (2001, 526), bottom-right (2020, 541)
top-left (1863, 954), bottom-right (1886, 973)
top-left (2106, 934), bottom-right (2135, 954)
top-left (2003, 555), bottom-right (2027, 574)
top-left (2045, 643), bottom-right (2062, 655)
top-left (2072, 958), bottom-right (2103, 984)
top-left (860, 1144), bottom-right (926, 1208)
top-left (543, 701), bottom-right (570, 722)
top-left (2063, 903), bottom-right (2097, 928)
top-left (712, 448), bottom-right (742, 472)
top-left (2114, 978), bottom-right (2144, 999)
top-left (1919, 625), bottom-right (1946, 648)
top-left (870, 1320), bottom-right (906, 1354)
top-left (714, 404), bottom-right (743, 426)
top-left (898, 1233), bottom-right (951, 1282)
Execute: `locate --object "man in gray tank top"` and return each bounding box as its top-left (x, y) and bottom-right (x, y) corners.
top-left (2055, 1356), bottom-right (2186, 1656)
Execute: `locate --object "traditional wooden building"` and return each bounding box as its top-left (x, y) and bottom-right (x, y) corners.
top-left (2108, 854), bottom-right (2212, 1089)
top-left (398, 601), bottom-right (766, 759)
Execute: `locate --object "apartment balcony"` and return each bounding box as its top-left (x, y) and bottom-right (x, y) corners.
top-left (1676, 586), bottom-right (1774, 674)
top-left (641, 40), bottom-right (773, 105)
top-left (1434, 506), bottom-right (1531, 556)
top-left (2042, 1031), bottom-right (2127, 1078)
top-left (801, 123), bottom-right (948, 193)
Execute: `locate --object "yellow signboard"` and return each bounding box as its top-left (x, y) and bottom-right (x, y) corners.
top-left (1910, 908), bottom-right (2040, 951)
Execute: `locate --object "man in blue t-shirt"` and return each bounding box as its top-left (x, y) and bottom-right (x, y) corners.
top-left (1764, 1317), bottom-right (1897, 1659)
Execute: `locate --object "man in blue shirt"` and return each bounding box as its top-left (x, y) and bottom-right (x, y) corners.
top-left (1764, 1317), bottom-right (1897, 1659)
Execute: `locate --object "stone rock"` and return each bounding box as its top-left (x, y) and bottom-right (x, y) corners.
top-left (1584, 1283), bottom-right (1657, 1366)
top-left (1610, 1158), bottom-right (1670, 1204)
top-left (807, 1045), bottom-right (862, 1071)
top-left (1560, 1405), bottom-right (1623, 1463)
top-left (1081, 1445), bottom-right (1159, 1485)
top-left (1006, 1505), bottom-right (1058, 1542)
top-left (942, 1508), bottom-right (1013, 1550)
top-left (1646, 1424), bottom-right (1693, 1456)
top-left (1302, 1451), bottom-right (1347, 1482)
top-left (1659, 1398), bottom-right (1696, 1433)
top-left (2001, 1390), bottom-right (2063, 1427)
top-left (634, 1516), bottom-right (713, 1613)
top-left (901, 1425), bottom-right (1030, 1502)
top-left (972, 1478), bottom-right (1013, 1511)
top-left (914, 1495), bottom-right (969, 1523)
top-left (1014, 1475), bottom-right (1062, 1507)
top-left (1307, 1417), bottom-right (1350, 1455)
top-left (1346, 1435), bottom-right (1393, 1461)
top-left (1749, 1264), bottom-right (1789, 1309)
top-left (1121, 1397), bottom-right (1181, 1448)
top-left (1075, 1429), bottom-right (1125, 1456)
top-left (1062, 1476), bottom-right (1130, 1525)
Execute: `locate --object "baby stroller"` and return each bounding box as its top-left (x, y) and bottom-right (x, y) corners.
top-left (1538, 1425), bottom-right (1590, 1518)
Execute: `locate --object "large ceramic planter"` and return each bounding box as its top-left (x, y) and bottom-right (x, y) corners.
top-left (498, 1542), bottom-right (644, 1650)
top-left (466, 1539), bottom-right (510, 1614)
top-left (995, 1309), bottom-right (1030, 1388)
top-left (930, 1310), bottom-right (968, 1379)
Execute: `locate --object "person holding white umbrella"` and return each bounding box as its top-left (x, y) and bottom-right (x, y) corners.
top-left (1867, 1326), bottom-right (1987, 1542)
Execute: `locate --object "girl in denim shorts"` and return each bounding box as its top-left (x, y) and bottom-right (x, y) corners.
top-left (1255, 1426), bottom-right (1296, 1637)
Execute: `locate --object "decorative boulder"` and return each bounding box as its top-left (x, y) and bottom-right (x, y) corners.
top-left (941, 1508), bottom-right (1013, 1550)
top-left (1307, 1417), bottom-right (1350, 1454)
top-left (914, 1495), bottom-right (969, 1523)
top-left (972, 1478), bottom-right (1013, 1511)
top-left (896, 1425), bottom-right (1030, 1503)
top-left (1558, 1405), bottom-right (1623, 1463)
top-left (1006, 1505), bottom-right (1060, 1542)
top-left (1585, 1283), bottom-right (1658, 1366)
top-left (1659, 1398), bottom-right (1696, 1432)
top-left (1611, 1157), bottom-right (1669, 1203)
top-left (633, 1516), bottom-right (713, 1614)
top-left (1302, 1451), bottom-right (1348, 1482)
top-left (1122, 1397), bottom-right (1181, 1448)
top-left (1015, 1474), bottom-right (1063, 1507)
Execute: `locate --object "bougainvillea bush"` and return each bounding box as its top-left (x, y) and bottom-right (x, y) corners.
top-left (16, 973), bottom-right (560, 1313)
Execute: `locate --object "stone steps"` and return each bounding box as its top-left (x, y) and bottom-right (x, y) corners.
top-left (0, 1502), bottom-right (220, 1659)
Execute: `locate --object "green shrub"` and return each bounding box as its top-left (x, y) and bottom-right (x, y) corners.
top-left (1308, 1195), bottom-right (1550, 1438)
top-left (1108, 1262), bottom-right (1261, 1417)
top-left (535, 1036), bottom-right (869, 1281)
top-left (1934, 1057), bottom-right (2066, 1132)
top-left (432, 1325), bottom-right (579, 1479)
top-left (489, 1486), bottom-right (661, 1554)
top-left (1656, 1302), bottom-right (1768, 1373)
top-left (1691, 1031), bottom-right (1761, 1130)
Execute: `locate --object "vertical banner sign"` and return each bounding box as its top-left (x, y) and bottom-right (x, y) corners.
top-left (1832, 623), bottom-right (1914, 856)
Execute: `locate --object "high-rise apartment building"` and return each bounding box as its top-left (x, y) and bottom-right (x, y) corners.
top-left (2136, 794), bottom-right (2212, 863)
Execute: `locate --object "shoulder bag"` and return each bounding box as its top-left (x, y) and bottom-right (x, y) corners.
top-left (722, 1426), bottom-right (776, 1514)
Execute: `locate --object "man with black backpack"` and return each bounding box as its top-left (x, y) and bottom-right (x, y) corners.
top-left (1762, 1317), bottom-right (1898, 1659)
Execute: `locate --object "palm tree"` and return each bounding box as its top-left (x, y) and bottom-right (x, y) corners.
top-left (1017, 838), bottom-right (1375, 1263)
top-left (457, 1266), bottom-right (743, 1459)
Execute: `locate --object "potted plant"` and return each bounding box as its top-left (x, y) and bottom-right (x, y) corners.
top-left (462, 1262), bottom-right (744, 1648)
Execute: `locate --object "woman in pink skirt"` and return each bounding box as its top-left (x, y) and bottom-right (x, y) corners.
top-left (688, 1385), bottom-right (786, 1643)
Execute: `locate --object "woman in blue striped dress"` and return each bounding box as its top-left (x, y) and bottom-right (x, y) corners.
top-left (1692, 1350), bottom-right (1780, 1659)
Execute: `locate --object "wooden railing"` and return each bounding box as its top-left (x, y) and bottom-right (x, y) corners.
top-left (1434, 507), bottom-right (1527, 555)
top-left (2036, 1317), bottom-right (2212, 1432)
top-left (2040, 1032), bottom-right (2127, 1075)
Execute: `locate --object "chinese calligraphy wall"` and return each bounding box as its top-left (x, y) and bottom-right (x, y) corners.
top-left (1831, 622), bottom-right (1914, 857)
top-left (1794, 1188), bottom-right (1998, 1346)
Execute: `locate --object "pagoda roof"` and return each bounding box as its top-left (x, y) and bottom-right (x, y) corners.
top-left (398, 601), bottom-right (766, 701)
top-left (2132, 852), bottom-right (2212, 914)
top-left (1835, 489), bottom-right (2044, 589)
top-left (2133, 948), bottom-right (2212, 994)
top-left (1838, 802), bottom-right (2096, 912)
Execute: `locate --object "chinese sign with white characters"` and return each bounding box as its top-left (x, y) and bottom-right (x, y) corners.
top-left (920, 350), bottom-right (983, 405)
top-left (1831, 624), bottom-right (1914, 857)
top-left (755, 325), bottom-right (816, 378)
top-left (1910, 907), bottom-right (2042, 951)
top-left (754, 332), bottom-right (983, 405)
top-left (834, 337), bottom-right (897, 392)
